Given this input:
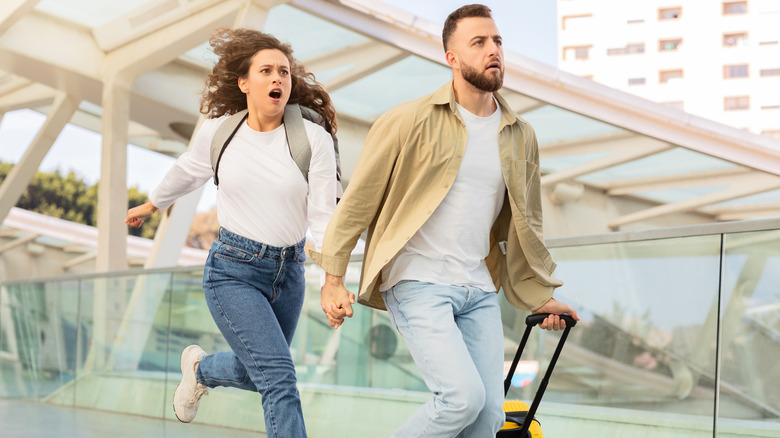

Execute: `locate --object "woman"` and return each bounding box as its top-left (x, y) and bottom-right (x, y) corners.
top-left (125, 28), bottom-right (337, 437)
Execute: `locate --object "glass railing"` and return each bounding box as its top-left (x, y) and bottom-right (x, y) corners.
top-left (1, 217), bottom-right (779, 437)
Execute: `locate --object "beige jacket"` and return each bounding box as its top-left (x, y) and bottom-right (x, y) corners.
top-left (310, 82), bottom-right (562, 311)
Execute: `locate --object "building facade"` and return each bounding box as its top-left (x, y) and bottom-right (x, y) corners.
top-left (558, 0), bottom-right (780, 141)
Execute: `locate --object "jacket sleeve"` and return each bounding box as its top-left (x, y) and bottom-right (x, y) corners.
top-left (309, 108), bottom-right (408, 276)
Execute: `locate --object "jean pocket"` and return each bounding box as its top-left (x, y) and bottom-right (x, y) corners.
top-left (214, 244), bottom-right (254, 263)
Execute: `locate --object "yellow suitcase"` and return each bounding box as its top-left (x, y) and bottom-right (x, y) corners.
top-left (497, 313), bottom-right (577, 437)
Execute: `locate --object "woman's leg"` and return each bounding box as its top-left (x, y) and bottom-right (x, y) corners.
top-left (195, 234), bottom-right (307, 438)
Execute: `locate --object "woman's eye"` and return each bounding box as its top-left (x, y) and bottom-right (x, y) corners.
top-left (281, 70), bottom-right (289, 75)
top-left (261, 68), bottom-right (269, 73)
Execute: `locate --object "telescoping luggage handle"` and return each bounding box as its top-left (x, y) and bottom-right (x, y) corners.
top-left (503, 313), bottom-right (577, 437)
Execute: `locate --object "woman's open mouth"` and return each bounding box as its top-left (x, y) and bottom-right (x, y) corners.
top-left (269, 88), bottom-right (282, 101)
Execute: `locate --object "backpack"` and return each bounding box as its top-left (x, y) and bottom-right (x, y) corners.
top-left (209, 104), bottom-right (343, 202)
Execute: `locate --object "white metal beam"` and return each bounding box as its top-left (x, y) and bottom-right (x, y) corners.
top-left (605, 167), bottom-right (752, 196)
top-left (103, 1), bottom-right (241, 83)
top-left (303, 40), bottom-right (409, 92)
top-left (0, 92), bottom-right (79, 223)
top-left (540, 131), bottom-right (639, 158)
top-left (0, 82), bottom-right (57, 111)
top-left (608, 174), bottom-right (780, 230)
top-left (0, 233), bottom-right (37, 253)
top-left (541, 139), bottom-right (673, 187)
top-left (0, 0), bottom-right (39, 37)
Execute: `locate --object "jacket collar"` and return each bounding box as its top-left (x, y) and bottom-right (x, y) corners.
top-left (430, 81), bottom-right (518, 127)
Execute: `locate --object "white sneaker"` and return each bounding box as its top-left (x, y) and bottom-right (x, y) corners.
top-left (173, 344), bottom-right (209, 423)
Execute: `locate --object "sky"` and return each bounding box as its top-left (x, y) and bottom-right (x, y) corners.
top-left (0, 1), bottom-right (556, 212)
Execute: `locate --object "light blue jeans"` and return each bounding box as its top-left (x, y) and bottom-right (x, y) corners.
top-left (382, 280), bottom-right (505, 438)
top-left (196, 227), bottom-right (307, 438)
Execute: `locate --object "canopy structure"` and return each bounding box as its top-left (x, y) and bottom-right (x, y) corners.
top-left (1, 0), bottom-right (779, 274)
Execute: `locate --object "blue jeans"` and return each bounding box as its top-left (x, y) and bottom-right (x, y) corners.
top-left (196, 227), bottom-right (307, 438)
top-left (382, 281), bottom-right (505, 438)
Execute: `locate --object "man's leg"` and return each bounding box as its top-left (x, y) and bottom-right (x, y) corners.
top-left (382, 281), bottom-right (486, 438)
top-left (454, 287), bottom-right (505, 438)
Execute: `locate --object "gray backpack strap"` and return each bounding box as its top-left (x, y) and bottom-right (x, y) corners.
top-left (297, 105), bottom-right (344, 200)
top-left (284, 104), bottom-right (312, 183)
top-left (210, 109), bottom-right (248, 186)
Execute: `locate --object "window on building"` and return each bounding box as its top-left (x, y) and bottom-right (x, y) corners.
top-left (723, 1), bottom-right (748, 15)
top-left (724, 95), bottom-right (750, 110)
top-left (763, 130), bottom-right (780, 140)
top-left (761, 105), bottom-right (780, 110)
top-left (563, 45), bottom-right (591, 60)
top-left (724, 64), bottom-right (749, 78)
top-left (659, 7), bottom-right (682, 20)
top-left (662, 101), bottom-right (685, 111)
top-left (659, 38), bottom-right (682, 51)
top-left (627, 19), bottom-right (645, 24)
top-left (562, 14), bottom-right (592, 30)
top-left (759, 40), bottom-right (779, 46)
top-left (760, 68), bottom-right (780, 77)
top-left (723, 32), bottom-right (748, 47)
top-left (607, 43), bottom-right (645, 56)
top-left (659, 69), bottom-right (683, 83)
top-left (628, 77), bottom-right (646, 86)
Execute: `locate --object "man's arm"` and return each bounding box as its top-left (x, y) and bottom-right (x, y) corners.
top-left (313, 107), bottom-right (410, 328)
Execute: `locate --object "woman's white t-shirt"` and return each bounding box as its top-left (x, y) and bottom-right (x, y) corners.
top-left (150, 115), bottom-right (337, 251)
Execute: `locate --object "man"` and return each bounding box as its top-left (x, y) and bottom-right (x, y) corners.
top-left (310, 4), bottom-right (579, 437)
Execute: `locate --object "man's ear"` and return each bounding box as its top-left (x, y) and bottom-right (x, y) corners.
top-left (445, 51), bottom-right (458, 70)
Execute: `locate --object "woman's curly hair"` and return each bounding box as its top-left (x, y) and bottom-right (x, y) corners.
top-left (200, 28), bottom-right (337, 132)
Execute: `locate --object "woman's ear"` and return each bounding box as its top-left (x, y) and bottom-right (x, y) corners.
top-left (237, 76), bottom-right (248, 94)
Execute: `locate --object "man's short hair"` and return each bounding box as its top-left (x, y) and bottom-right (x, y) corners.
top-left (442, 4), bottom-right (493, 52)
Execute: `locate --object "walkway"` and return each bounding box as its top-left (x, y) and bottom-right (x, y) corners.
top-left (0, 399), bottom-right (263, 437)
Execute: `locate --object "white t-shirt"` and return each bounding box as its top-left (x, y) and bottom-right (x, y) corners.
top-left (380, 99), bottom-right (506, 292)
top-left (150, 115), bottom-right (336, 251)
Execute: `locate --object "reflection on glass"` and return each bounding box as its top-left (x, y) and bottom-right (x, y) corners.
top-left (720, 229), bottom-right (780, 431)
top-left (2, 227), bottom-right (779, 436)
top-left (545, 236), bottom-right (721, 430)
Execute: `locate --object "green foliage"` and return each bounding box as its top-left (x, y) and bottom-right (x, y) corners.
top-left (0, 160), bottom-right (159, 238)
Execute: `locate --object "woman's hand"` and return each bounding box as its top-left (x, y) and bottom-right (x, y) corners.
top-left (125, 201), bottom-right (158, 228)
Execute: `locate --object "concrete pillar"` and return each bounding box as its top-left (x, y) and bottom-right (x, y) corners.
top-left (96, 78), bottom-right (131, 272)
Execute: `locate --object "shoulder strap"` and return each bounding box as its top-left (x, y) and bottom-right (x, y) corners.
top-left (295, 105), bottom-right (344, 199)
top-left (283, 104), bottom-right (312, 183)
top-left (210, 109), bottom-right (248, 186)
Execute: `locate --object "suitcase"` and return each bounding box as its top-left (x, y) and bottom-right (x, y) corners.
top-left (497, 313), bottom-right (577, 437)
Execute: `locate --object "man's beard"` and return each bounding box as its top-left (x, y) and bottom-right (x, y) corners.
top-left (461, 62), bottom-right (503, 92)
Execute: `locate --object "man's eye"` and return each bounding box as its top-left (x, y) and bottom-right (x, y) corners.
top-left (495, 40), bottom-right (503, 46)
top-left (475, 41), bottom-right (483, 46)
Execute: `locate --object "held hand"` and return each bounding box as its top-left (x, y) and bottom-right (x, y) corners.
top-left (125, 201), bottom-right (158, 228)
top-left (533, 298), bottom-right (580, 331)
top-left (320, 273), bottom-right (355, 330)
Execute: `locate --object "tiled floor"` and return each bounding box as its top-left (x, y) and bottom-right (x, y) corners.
top-left (0, 399), bottom-right (263, 437)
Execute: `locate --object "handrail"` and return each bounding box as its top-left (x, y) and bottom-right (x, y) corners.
top-left (1, 217), bottom-right (777, 287)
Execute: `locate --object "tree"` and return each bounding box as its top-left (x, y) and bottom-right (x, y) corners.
top-left (0, 160), bottom-right (160, 238)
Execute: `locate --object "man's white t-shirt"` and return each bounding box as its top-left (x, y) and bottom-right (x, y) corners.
top-left (380, 99), bottom-right (506, 292)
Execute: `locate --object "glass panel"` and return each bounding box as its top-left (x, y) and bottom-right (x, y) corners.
top-left (330, 56), bottom-right (452, 120)
top-left (35, 0), bottom-right (156, 28)
top-left (719, 229), bottom-right (780, 435)
top-left (581, 148), bottom-right (737, 185)
top-left (0, 280), bottom-right (80, 401)
top-left (535, 236), bottom-right (722, 436)
top-left (265, 5), bottom-right (369, 61)
top-left (522, 105), bottom-right (622, 144)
